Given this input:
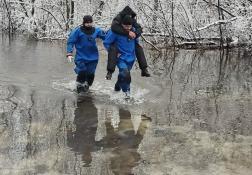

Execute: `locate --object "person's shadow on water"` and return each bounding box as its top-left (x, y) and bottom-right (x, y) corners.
top-left (67, 96), bottom-right (151, 174)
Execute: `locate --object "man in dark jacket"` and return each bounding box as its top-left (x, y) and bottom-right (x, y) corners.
top-left (106, 6), bottom-right (150, 80)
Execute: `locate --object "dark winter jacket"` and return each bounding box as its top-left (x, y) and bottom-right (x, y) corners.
top-left (111, 6), bottom-right (143, 38)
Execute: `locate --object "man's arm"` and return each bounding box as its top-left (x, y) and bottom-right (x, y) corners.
top-left (97, 28), bottom-right (106, 40)
top-left (103, 30), bottom-right (116, 51)
top-left (66, 28), bottom-right (79, 55)
top-left (132, 18), bottom-right (143, 38)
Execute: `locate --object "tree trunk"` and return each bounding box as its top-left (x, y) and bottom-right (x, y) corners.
top-left (65, 0), bottom-right (74, 30)
top-left (70, 0), bottom-right (74, 25)
top-left (171, 0), bottom-right (175, 48)
top-left (3, 0), bottom-right (12, 35)
top-left (217, 0), bottom-right (224, 48)
top-left (97, 1), bottom-right (104, 17)
top-left (152, 0), bottom-right (159, 33)
top-left (66, 0), bottom-right (70, 30)
top-left (31, 0), bottom-right (35, 16)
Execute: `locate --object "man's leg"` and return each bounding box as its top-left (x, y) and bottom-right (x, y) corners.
top-left (86, 60), bottom-right (98, 87)
top-left (116, 60), bottom-right (134, 98)
top-left (76, 71), bottom-right (87, 84)
top-left (76, 71), bottom-right (89, 93)
top-left (114, 79), bottom-right (121, 92)
top-left (135, 43), bottom-right (150, 77)
top-left (106, 44), bottom-right (118, 80)
top-left (118, 69), bottom-right (131, 93)
top-left (75, 60), bottom-right (89, 93)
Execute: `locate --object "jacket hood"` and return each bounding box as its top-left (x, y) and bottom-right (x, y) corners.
top-left (119, 6), bottom-right (136, 18)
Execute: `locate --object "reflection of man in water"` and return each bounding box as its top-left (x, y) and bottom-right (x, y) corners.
top-left (67, 97), bottom-right (150, 174)
top-left (67, 96), bottom-right (98, 166)
top-left (100, 108), bottom-right (150, 175)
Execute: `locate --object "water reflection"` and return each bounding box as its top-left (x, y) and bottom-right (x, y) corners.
top-left (1, 33), bottom-right (251, 174)
top-left (67, 96), bottom-right (150, 174)
top-left (145, 47), bottom-right (252, 136)
top-left (67, 96), bottom-right (98, 167)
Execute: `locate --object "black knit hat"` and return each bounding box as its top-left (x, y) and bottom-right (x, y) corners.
top-left (83, 15), bottom-right (93, 23)
top-left (121, 15), bottom-right (133, 25)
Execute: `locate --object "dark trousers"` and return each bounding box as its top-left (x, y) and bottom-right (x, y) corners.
top-left (75, 60), bottom-right (98, 86)
top-left (107, 43), bottom-right (148, 73)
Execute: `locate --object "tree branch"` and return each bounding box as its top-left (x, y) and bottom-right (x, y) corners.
top-left (10, 1), bottom-right (64, 30)
top-left (141, 35), bottom-right (161, 52)
top-left (194, 17), bottom-right (237, 31)
top-left (18, 0), bottom-right (29, 17)
top-left (201, 0), bottom-right (235, 17)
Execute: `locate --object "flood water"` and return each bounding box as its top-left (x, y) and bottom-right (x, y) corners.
top-left (0, 34), bottom-right (251, 175)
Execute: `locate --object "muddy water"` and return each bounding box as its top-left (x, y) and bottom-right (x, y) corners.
top-left (133, 48), bottom-right (252, 175)
top-left (0, 34), bottom-right (251, 175)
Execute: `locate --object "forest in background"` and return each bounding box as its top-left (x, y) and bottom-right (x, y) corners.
top-left (1, 0), bottom-right (252, 48)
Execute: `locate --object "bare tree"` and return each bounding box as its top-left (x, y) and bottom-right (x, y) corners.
top-left (0, 0), bottom-right (251, 46)
top-left (2, 0), bottom-right (12, 35)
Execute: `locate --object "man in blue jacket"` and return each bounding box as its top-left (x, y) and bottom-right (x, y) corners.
top-left (103, 15), bottom-right (137, 99)
top-left (67, 15), bottom-right (105, 93)
top-left (105, 6), bottom-right (150, 80)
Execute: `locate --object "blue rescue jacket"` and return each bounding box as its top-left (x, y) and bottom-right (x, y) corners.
top-left (67, 27), bottom-right (105, 61)
top-left (103, 29), bottom-right (138, 62)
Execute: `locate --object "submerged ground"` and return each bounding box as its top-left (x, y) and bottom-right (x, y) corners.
top-left (0, 35), bottom-right (251, 175)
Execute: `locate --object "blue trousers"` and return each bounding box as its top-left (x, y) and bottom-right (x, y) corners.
top-left (74, 60), bottom-right (98, 86)
top-left (116, 59), bottom-right (135, 92)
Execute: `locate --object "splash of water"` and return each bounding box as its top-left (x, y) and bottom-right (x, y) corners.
top-left (52, 79), bottom-right (150, 105)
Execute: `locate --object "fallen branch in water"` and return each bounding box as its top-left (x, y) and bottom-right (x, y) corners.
top-left (143, 32), bottom-right (170, 37)
top-left (195, 17), bottom-right (238, 32)
top-left (37, 36), bottom-right (66, 40)
top-left (141, 35), bottom-right (161, 52)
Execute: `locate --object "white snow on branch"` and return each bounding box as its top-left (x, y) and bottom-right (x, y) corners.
top-left (194, 17), bottom-right (238, 32)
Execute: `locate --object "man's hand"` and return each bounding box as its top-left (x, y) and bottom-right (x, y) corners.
top-left (128, 31), bottom-right (136, 39)
top-left (67, 55), bottom-right (73, 63)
